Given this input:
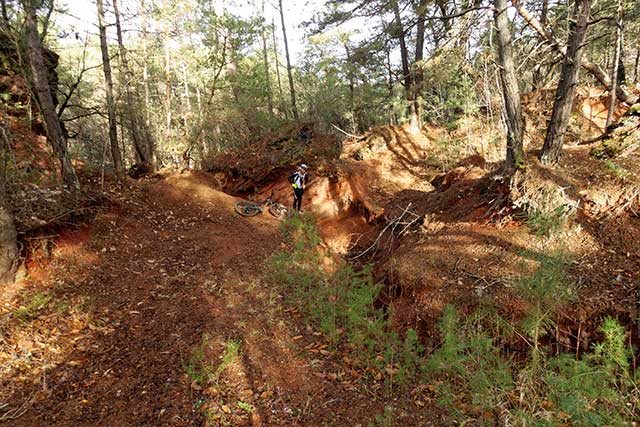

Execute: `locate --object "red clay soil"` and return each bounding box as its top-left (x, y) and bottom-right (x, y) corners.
top-left (0, 172), bottom-right (445, 427)
top-left (366, 143), bottom-right (639, 353)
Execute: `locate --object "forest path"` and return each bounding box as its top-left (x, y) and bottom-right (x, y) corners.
top-left (2, 172), bottom-right (410, 427)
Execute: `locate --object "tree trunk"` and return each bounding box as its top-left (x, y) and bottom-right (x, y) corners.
top-left (635, 46), bottom-right (640, 84)
top-left (532, 0), bottom-right (549, 89)
top-left (412, 0), bottom-right (428, 128)
top-left (141, 0), bottom-right (151, 126)
top-left (261, 32), bottom-right (274, 116)
top-left (342, 40), bottom-right (357, 132)
top-left (163, 0), bottom-right (172, 133)
top-left (494, 0), bottom-right (524, 171)
top-left (278, 0), bottom-right (298, 120)
top-left (385, 43), bottom-right (396, 124)
top-left (181, 62), bottom-right (191, 129)
top-left (0, 199), bottom-right (17, 286)
top-left (1, 0), bottom-right (8, 25)
top-left (540, 0), bottom-right (591, 164)
top-left (391, 0), bottom-right (413, 123)
top-left (272, 18), bottom-right (287, 118)
top-left (140, 0), bottom-right (156, 167)
top-left (511, 0), bottom-right (636, 105)
top-left (0, 129), bottom-right (17, 286)
top-left (23, 2), bottom-right (80, 190)
top-left (261, 0), bottom-right (274, 116)
top-left (97, 0), bottom-right (124, 176)
top-left (605, 0), bottom-right (623, 129)
top-left (617, 14), bottom-right (626, 86)
top-left (113, 0), bottom-right (155, 169)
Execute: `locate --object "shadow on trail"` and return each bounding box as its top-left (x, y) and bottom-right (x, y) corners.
top-left (2, 174), bottom-right (279, 426)
top-left (3, 172), bottom-right (401, 427)
top-left (351, 159), bottom-right (638, 358)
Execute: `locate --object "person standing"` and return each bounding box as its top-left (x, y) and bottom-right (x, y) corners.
top-left (288, 164), bottom-right (309, 212)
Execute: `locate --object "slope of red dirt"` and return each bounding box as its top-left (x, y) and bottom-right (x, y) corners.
top-left (370, 141), bottom-right (639, 353)
top-left (0, 172), bottom-right (444, 426)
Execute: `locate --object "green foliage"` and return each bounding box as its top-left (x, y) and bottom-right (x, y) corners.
top-left (237, 401), bottom-right (254, 413)
top-left (515, 181), bottom-right (577, 238)
top-left (627, 103), bottom-right (640, 117)
top-left (604, 160), bottom-right (629, 179)
top-left (523, 206), bottom-right (568, 237)
top-left (590, 137), bottom-right (629, 159)
top-left (424, 306), bottom-right (465, 376)
top-left (279, 213), bottom-right (322, 253)
top-left (393, 328), bottom-right (425, 385)
top-left (14, 292), bottom-right (52, 321)
top-left (426, 311), bottom-right (638, 424)
top-left (425, 306), bottom-right (514, 416)
top-left (367, 405), bottom-right (394, 427)
top-left (424, 252), bottom-right (638, 424)
top-left (427, 136), bottom-right (468, 171)
top-left (514, 252), bottom-right (574, 356)
top-left (421, 49), bottom-right (478, 125)
top-left (544, 318), bottom-right (636, 425)
top-left (183, 335), bottom-right (213, 385)
top-left (215, 339), bottom-right (241, 380)
top-left (267, 215), bottom-right (423, 387)
top-left (593, 317), bottom-right (632, 375)
top-left (270, 220), bottom-right (632, 425)
top-left (183, 336), bottom-right (241, 387)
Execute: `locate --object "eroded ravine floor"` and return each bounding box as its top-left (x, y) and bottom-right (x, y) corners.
top-left (1, 173), bottom-right (440, 426)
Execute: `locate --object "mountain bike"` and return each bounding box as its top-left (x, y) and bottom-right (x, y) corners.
top-left (234, 192), bottom-right (288, 219)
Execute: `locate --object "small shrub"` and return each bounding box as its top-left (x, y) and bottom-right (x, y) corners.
top-left (427, 136), bottom-right (468, 171)
top-left (237, 401), bottom-right (254, 413)
top-left (524, 205), bottom-right (569, 236)
top-left (183, 336), bottom-right (241, 388)
top-left (215, 340), bottom-right (241, 380)
top-left (183, 335), bottom-right (212, 385)
top-left (267, 216), bottom-right (423, 388)
top-left (590, 136), bottom-right (633, 159)
top-left (603, 160), bottom-right (629, 179)
top-left (544, 318), bottom-right (636, 425)
top-left (424, 305), bottom-right (465, 376)
top-left (367, 405), bottom-right (394, 427)
top-left (514, 252), bottom-right (574, 359)
top-left (511, 171), bottom-right (578, 237)
top-left (425, 305), bottom-right (514, 416)
top-left (14, 292), bottom-right (52, 321)
top-left (424, 252), bottom-right (638, 424)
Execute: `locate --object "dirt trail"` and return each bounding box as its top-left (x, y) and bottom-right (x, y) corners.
top-left (2, 172), bottom-right (431, 426)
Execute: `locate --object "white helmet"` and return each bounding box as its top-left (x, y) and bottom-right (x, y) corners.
top-left (300, 163), bottom-right (308, 170)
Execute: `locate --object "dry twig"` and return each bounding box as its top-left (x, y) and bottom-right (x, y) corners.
top-left (0, 394), bottom-right (33, 421)
top-left (349, 203), bottom-right (420, 260)
top-left (331, 124), bottom-right (365, 140)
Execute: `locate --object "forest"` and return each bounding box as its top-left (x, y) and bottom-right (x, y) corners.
top-left (0, 0), bottom-right (639, 425)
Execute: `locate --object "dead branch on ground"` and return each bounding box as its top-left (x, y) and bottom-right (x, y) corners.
top-left (332, 124), bottom-right (365, 140)
top-left (349, 203), bottom-right (421, 260)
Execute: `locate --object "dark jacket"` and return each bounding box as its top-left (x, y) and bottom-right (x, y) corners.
top-left (288, 171), bottom-right (309, 189)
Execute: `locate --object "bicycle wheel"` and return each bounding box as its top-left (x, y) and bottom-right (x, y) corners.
top-left (268, 203), bottom-right (288, 219)
top-left (235, 201), bottom-right (262, 217)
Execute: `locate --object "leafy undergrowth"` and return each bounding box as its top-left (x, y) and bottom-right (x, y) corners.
top-left (268, 215), bottom-right (639, 425)
top-left (183, 336), bottom-right (251, 426)
top-left (428, 252), bottom-right (639, 425)
top-left (267, 214), bottom-right (424, 392)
